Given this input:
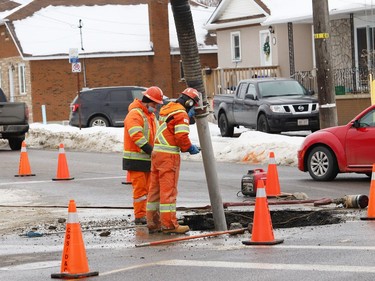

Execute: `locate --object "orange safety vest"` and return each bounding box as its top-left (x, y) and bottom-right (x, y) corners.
top-left (153, 102), bottom-right (192, 154)
top-left (123, 99), bottom-right (157, 171)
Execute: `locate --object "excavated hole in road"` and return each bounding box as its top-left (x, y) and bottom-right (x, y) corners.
top-left (182, 210), bottom-right (343, 231)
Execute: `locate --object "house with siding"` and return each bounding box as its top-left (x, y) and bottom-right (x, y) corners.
top-left (0, 0), bottom-right (217, 123)
top-left (204, 0), bottom-right (375, 124)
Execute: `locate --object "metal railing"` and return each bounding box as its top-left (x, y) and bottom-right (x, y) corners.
top-left (292, 67), bottom-right (371, 94)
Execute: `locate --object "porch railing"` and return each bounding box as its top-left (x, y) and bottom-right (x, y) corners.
top-left (210, 66), bottom-right (281, 95)
top-left (206, 66), bottom-right (370, 96)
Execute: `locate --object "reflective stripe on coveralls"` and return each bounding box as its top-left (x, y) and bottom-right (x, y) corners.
top-left (134, 195), bottom-right (147, 203)
top-left (146, 201), bottom-right (160, 211)
top-left (160, 203), bottom-right (176, 213)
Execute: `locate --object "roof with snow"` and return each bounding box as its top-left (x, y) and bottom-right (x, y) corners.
top-left (2, 0), bottom-right (217, 59)
top-left (205, 0), bottom-right (375, 29)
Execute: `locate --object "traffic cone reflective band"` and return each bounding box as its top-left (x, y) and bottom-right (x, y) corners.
top-left (265, 151), bottom-right (281, 197)
top-left (51, 200), bottom-right (99, 279)
top-left (122, 171), bottom-right (131, 185)
top-left (242, 180), bottom-right (283, 245)
top-left (361, 164), bottom-right (375, 220)
top-left (15, 141), bottom-right (35, 177)
top-left (52, 144), bottom-right (74, 181)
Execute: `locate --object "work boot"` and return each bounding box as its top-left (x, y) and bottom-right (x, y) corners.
top-left (162, 225), bottom-right (190, 234)
top-left (134, 217), bottom-right (147, 225)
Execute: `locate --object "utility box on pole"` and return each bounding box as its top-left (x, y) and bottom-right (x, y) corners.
top-left (312, 0), bottom-right (338, 128)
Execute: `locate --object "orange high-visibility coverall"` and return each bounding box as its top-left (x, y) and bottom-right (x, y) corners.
top-left (146, 102), bottom-right (192, 230)
top-left (123, 99), bottom-right (157, 219)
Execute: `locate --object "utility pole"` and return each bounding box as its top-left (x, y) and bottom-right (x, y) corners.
top-left (312, 0), bottom-right (337, 128)
top-left (79, 19), bottom-right (87, 88)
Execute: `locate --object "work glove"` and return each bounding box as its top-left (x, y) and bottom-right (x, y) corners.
top-left (188, 107), bottom-right (195, 118)
top-left (188, 144), bottom-right (200, 155)
top-left (141, 143), bottom-right (153, 155)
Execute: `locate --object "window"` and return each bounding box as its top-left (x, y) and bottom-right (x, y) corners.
top-left (18, 63), bottom-right (26, 95)
top-left (237, 82), bottom-right (248, 99)
top-left (231, 32), bottom-right (241, 62)
top-left (246, 84), bottom-right (256, 98)
top-left (109, 89), bottom-right (132, 102)
top-left (359, 109), bottom-right (375, 127)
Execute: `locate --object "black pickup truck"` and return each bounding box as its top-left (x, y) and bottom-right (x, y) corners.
top-left (0, 89), bottom-right (29, 150)
top-left (213, 78), bottom-right (320, 137)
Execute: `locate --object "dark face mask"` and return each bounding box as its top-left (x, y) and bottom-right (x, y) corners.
top-left (177, 95), bottom-right (193, 112)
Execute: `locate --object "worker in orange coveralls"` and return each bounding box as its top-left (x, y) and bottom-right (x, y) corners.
top-left (123, 86), bottom-right (164, 225)
top-left (146, 88), bottom-right (201, 234)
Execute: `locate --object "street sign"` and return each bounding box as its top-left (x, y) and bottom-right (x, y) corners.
top-left (69, 48), bottom-right (79, 63)
top-left (72, 62), bottom-right (82, 73)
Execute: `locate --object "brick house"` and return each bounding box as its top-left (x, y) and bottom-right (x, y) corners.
top-left (0, 0), bottom-right (217, 123)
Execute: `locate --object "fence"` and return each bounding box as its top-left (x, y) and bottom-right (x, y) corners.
top-left (292, 67), bottom-right (370, 94)
top-left (210, 66), bottom-right (281, 95)
top-left (206, 66), bottom-right (370, 95)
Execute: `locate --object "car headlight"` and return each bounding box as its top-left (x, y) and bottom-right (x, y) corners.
top-left (270, 105), bottom-right (286, 113)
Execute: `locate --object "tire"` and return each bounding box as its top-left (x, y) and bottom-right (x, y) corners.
top-left (218, 113), bottom-right (234, 137)
top-left (8, 137), bottom-right (24, 151)
top-left (257, 114), bottom-right (270, 133)
top-left (89, 116), bottom-right (109, 127)
top-left (307, 146), bottom-right (338, 181)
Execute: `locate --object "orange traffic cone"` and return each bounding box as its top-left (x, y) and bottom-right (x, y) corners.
top-left (242, 179), bottom-right (283, 245)
top-left (122, 171), bottom-right (132, 185)
top-left (265, 151), bottom-right (281, 197)
top-left (51, 200), bottom-right (99, 279)
top-left (361, 164), bottom-right (375, 220)
top-left (52, 144), bottom-right (74, 181)
top-left (15, 141), bottom-right (35, 177)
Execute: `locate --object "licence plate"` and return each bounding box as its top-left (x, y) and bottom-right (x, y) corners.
top-left (298, 119), bottom-right (309, 126)
top-left (0, 125), bottom-right (3, 132)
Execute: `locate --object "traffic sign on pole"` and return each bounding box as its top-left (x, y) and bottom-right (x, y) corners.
top-left (69, 48), bottom-right (79, 63)
top-left (72, 62), bottom-right (82, 73)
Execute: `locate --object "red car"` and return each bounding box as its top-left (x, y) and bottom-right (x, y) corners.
top-left (298, 105), bottom-right (375, 181)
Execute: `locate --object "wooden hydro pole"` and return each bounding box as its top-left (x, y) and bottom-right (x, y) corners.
top-left (312, 0), bottom-right (338, 128)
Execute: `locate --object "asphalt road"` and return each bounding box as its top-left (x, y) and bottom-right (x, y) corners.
top-left (0, 146), bottom-right (374, 281)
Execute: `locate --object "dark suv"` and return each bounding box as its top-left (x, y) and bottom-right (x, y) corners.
top-left (69, 86), bottom-right (147, 127)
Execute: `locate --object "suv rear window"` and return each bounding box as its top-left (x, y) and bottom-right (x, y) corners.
top-left (81, 90), bottom-right (108, 101)
top-left (109, 89), bottom-right (133, 102)
top-left (132, 89), bottom-right (144, 100)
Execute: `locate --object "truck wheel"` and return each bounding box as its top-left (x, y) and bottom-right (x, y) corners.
top-left (8, 137), bottom-right (24, 151)
top-left (218, 113), bottom-right (234, 137)
top-left (257, 114), bottom-right (270, 133)
top-left (89, 116), bottom-right (109, 127)
top-left (307, 146), bottom-right (338, 181)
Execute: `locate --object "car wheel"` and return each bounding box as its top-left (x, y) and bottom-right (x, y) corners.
top-left (8, 137), bottom-right (24, 151)
top-left (218, 113), bottom-right (234, 137)
top-left (257, 114), bottom-right (270, 133)
top-left (89, 116), bottom-right (109, 127)
top-left (307, 146), bottom-right (338, 181)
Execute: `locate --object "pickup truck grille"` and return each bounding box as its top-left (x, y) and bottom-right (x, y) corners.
top-left (283, 103), bottom-right (318, 114)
